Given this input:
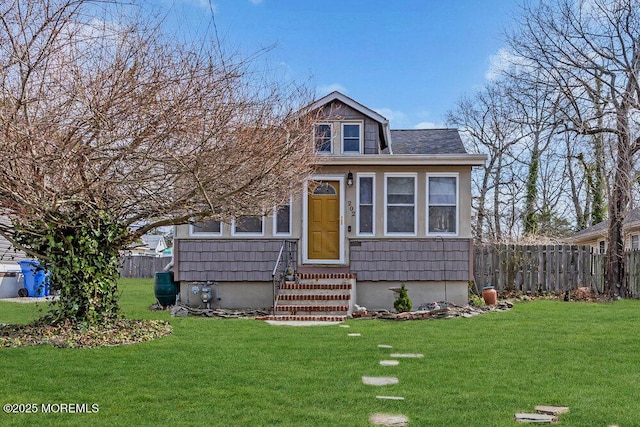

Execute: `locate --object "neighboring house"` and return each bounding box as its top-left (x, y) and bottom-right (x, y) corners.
top-left (173, 91), bottom-right (486, 318)
top-left (568, 208), bottom-right (640, 253)
top-left (130, 234), bottom-right (169, 256)
top-left (0, 227), bottom-right (28, 299)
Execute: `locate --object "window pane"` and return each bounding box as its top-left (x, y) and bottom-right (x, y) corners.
top-left (428, 206), bottom-right (456, 233)
top-left (235, 216), bottom-right (262, 233)
top-left (387, 206), bottom-right (415, 233)
top-left (359, 206), bottom-right (373, 233)
top-left (429, 177), bottom-right (456, 205)
top-left (343, 124), bottom-right (360, 138)
top-left (343, 124), bottom-right (360, 152)
top-left (313, 183), bottom-right (337, 195)
top-left (359, 177), bottom-right (373, 204)
top-left (314, 124), bottom-right (331, 152)
top-left (276, 205), bottom-right (290, 234)
top-left (388, 177), bottom-right (414, 195)
top-left (192, 220), bottom-right (220, 233)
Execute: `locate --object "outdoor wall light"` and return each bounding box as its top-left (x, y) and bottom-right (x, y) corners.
top-left (347, 171), bottom-right (354, 187)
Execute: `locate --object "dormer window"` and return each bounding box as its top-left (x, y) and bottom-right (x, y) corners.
top-left (314, 123), bottom-right (332, 153)
top-left (342, 123), bottom-right (361, 153)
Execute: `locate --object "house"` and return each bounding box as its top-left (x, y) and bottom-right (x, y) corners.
top-left (568, 208), bottom-right (640, 253)
top-left (173, 92), bottom-right (486, 319)
top-left (129, 234), bottom-right (169, 256)
top-left (0, 227), bottom-right (28, 299)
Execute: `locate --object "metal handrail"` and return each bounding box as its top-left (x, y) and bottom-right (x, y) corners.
top-left (271, 240), bottom-right (297, 315)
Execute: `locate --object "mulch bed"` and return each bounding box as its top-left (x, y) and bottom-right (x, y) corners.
top-left (0, 319), bottom-right (172, 348)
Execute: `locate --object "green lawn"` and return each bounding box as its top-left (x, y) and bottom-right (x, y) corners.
top-left (1, 279), bottom-right (639, 426)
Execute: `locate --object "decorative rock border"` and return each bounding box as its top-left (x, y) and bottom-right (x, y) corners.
top-left (351, 301), bottom-right (513, 320)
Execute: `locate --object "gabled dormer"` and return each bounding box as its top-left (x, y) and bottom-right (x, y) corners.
top-left (306, 91), bottom-right (392, 155)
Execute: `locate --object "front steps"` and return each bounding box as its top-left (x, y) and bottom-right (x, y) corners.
top-left (258, 273), bottom-right (355, 322)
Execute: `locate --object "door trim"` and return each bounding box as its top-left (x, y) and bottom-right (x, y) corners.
top-left (302, 174), bottom-right (345, 264)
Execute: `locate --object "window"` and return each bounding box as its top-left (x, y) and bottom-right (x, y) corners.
top-left (314, 123), bottom-right (332, 153)
top-left (233, 216), bottom-right (264, 235)
top-left (632, 235), bottom-right (639, 250)
top-left (342, 123), bottom-right (361, 153)
top-left (274, 201), bottom-right (292, 235)
top-left (427, 174), bottom-right (458, 235)
top-left (599, 240), bottom-right (606, 254)
top-left (357, 174), bottom-right (374, 235)
top-left (190, 219), bottom-right (221, 236)
top-left (385, 174), bottom-right (416, 235)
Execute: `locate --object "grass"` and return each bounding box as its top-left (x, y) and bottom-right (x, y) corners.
top-left (1, 279), bottom-right (640, 426)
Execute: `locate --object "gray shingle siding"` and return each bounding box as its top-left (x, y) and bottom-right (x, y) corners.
top-left (175, 239), bottom-right (282, 282)
top-left (349, 239), bottom-right (471, 282)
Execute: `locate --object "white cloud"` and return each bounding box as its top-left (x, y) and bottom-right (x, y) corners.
top-left (316, 83), bottom-right (347, 96)
top-left (485, 48), bottom-right (515, 80)
top-left (485, 47), bottom-right (534, 81)
top-left (374, 107), bottom-right (407, 124)
top-left (413, 121), bottom-right (441, 129)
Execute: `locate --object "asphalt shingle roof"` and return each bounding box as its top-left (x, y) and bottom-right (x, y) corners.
top-left (387, 129), bottom-right (468, 155)
top-left (571, 207), bottom-right (640, 239)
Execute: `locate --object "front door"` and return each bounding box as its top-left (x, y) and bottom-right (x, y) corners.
top-left (308, 181), bottom-right (340, 260)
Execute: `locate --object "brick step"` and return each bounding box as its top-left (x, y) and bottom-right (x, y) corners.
top-left (273, 305), bottom-right (349, 314)
top-left (277, 294), bottom-right (350, 301)
top-left (296, 273), bottom-right (356, 280)
top-left (281, 282), bottom-right (352, 290)
top-left (256, 315), bottom-right (347, 322)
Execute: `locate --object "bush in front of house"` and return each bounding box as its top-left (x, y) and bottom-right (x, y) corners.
top-left (394, 283), bottom-right (412, 313)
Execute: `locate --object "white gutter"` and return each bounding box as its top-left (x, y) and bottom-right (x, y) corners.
top-left (313, 153), bottom-right (487, 166)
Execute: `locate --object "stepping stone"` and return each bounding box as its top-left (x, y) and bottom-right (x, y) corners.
top-left (348, 333), bottom-right (361, 337)
top-left (379, 360), bottom-right (400, 366)
top-left (339, 324), bottom-right (350, 328)
top-left (362, 376), bottom-right (399, 386)
top-left (378, 344), bottom-right (393, 349)
top-left (514, 413), bottom-right (558, 423)
top-left (390, 353), bottom-right (424, 358)
top-left (369, 413), bottom-right (409, 426)
top-left (535, 406), bottom-right (569, 416)
top-left (376, 395), bottom-right (405, 401)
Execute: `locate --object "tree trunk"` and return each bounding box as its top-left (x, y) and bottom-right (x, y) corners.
top-left (15, 211), bottom-right (129, 325)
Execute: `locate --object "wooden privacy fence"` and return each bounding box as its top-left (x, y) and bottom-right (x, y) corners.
top-left (473, 245), bottom-right (640, 297)
top-left (119, 255), bottom-right (172, 278)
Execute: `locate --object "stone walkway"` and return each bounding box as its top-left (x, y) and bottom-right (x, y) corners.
top-left (343, 326), bottom-right (410, 426)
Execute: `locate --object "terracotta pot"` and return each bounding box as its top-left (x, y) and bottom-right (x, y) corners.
top-left (482, 286), bottom-right (498, 305)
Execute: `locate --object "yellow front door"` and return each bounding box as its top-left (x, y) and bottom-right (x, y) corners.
top-left (308, 181), bottom-right (340, 260)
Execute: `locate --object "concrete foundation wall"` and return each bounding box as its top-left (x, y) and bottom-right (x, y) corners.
top-left (356, 280), bottom-right (468, 310)
top-left (178, 279), bottom-right (468, 311)
top-left (178, 281), bottom-right (272, 310)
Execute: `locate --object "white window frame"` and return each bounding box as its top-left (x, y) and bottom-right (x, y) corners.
top-left (341, 122), bottom-right (362, 154)
top-left (273, 197), bottom-right (292, 236)
top-left (313, 123), bottom-right (333, 154)
top-left (189, 219), bottom-right (222, 236)
top-left (356, 173), bottom-right (375, 235)
top-left (384, 173), bottom-right (417, 236)
top-left (232, 216), bottom-right (265, 236)
top-left (426, 173), bottom-right (459, 236)
top-left (632, 234), bottom-right (639, 251)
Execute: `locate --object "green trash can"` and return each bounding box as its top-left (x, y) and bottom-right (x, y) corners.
top-left (154, 271), bottom-right (178, 307)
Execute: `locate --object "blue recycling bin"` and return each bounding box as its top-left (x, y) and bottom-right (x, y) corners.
top-left (18, 260), bottom-right (46, 297)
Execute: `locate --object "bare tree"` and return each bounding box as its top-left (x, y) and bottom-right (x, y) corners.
top-left (508, 0), bottom-right (640, 296)
top-left (447, 82), bottom-right (526, 242)
top-left (0, 0), bottom-right (316, 324)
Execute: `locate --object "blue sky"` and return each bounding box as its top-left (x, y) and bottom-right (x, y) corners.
top-left (158, 0), bottom-right (516, 129)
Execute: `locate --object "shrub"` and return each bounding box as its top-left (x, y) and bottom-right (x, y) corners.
top-left (393, 284), bottom-right (412, 313)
